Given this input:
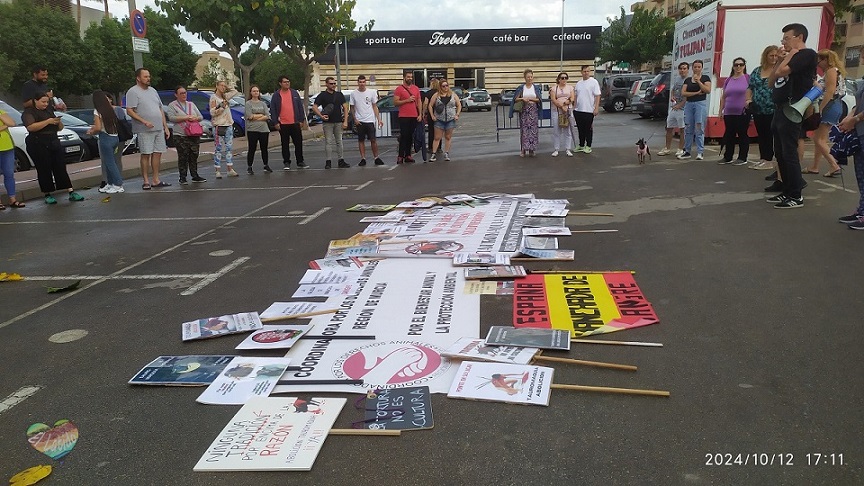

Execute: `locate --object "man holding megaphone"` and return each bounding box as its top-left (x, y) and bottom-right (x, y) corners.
top-left (768, 23), bottom-right (818, 209)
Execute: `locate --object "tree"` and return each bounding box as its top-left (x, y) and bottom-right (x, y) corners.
top-left (0, 0), bottom-right (91, 97)
top-left (157, 0), bottom-right (282, 96)
top-left (0, 52), bottom-right (17, 94)
top-left (599, 6), bottom-right (675, 70)
top-left (274, 0), bottom-right (372, 117)
top-left (237, 47), bottom-right (304, 94)
top-left (198, 58), bottom-right (230, 88)
top-left (686, 0), bottom-right (714, 12)
top-left (83, 17), bottom-right (134, 98)
top-left (139, 7), bottom-right (198, 90)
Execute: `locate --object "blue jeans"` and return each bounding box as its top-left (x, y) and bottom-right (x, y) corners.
top-left (214, 125), bottom-right (234, 168)
top-left (98, 133), bottom-right (123, 186)
top-left (684, 100), bottom-right (707, 155)
top-left (0, 148), bottom-right (16, 197)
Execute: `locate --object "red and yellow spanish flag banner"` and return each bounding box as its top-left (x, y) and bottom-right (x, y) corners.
top-left (512, 273), bottom-right (659, 337)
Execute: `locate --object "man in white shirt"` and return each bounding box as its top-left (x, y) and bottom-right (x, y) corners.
top-left (573, 65), bottom-right (601, 153)
top-left (349, 75), bottom-right (384, 166)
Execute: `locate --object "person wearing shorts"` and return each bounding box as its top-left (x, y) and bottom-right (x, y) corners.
top-left (428, 79), bottom-right (461, 162)
top-left (126, 68), bottom-right (170, 189)
top-left (659, 62), bottom-right (688, 156)
top-left (349, 75), bottom-right (384, 166)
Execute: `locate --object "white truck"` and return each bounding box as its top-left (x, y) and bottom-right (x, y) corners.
top-left (672, 0), bottom-right (838, 139)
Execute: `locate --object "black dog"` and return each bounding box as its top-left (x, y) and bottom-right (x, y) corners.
top-left (636, 138), bottom-right (651, 165)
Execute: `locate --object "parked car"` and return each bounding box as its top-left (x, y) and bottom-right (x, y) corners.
top-left (499, 89), bottom-right (516, 106)
top-left (600, 73), bottom-right (655, 112)
top-left (67, 108), bottom-right (142, 155)
top-left (462, 90), bottom-right (492, 111)
top-left (640, 71), bottom-right (671, 119)
top-left (376, 94), bottom-right (400, 133)
top-left (629, 79), bottom-right (653, 118)
top-left (155, 90), bottom-right (245, 136)
top-left (58, 112), bottom-right (99, 160)
top-left (0, 100), bottom-right (85, 171)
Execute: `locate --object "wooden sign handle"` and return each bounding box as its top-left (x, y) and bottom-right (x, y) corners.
top-left (551, 383), bottom-right (670, 397)
top-left (329, 429), bottom-right (402, 436)
top-left (260, 308), bottom-right (338, 323)
top-left (533, 355), bottom-right (637, 371)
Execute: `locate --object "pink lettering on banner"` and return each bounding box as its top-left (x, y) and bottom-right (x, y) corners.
top-left (429, 31), bottom-right (471, 46)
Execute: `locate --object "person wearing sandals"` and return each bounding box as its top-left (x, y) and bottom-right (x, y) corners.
top-left (126, 68), bottom-right (171, 190)
top-left (748, 46), bottom-right (779, 170)
top-left (428, 80), bottom-right (461, 162)
top-left (509, 69), bottom-right (542, 157)
top-left (550, 72), bottom-right (575, 157)
top-left (22, 92), bottom-right (83, 204)
top-left (836, 76), bottom-right (864, 229)
top-left (245, 85), bottom-right (272, 174)
top-left (803, 49), bottom-right (845, 178)
top-left (87, 90), bottom-right (124, 194)
top-left (166, 86), bottom-right (206, 185)
top-left (718, 57), bottom-right (752, 165)
top-left (0, 107), bottom-right (25, 209)
top-left (210, 80), bottom-right (239, 178)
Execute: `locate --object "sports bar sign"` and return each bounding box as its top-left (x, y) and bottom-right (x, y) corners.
top-left (319, 27), bottom-right (601, 63)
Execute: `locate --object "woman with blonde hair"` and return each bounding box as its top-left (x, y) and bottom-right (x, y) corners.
top-left (748, 46), bottom-right (779, 170)
top-left (428, 79), bottom-right (461, 161)
top-left (803, 49), bottom-right (845, 177)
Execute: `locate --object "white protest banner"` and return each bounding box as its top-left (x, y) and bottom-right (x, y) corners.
top-left (275, 259), bottom-right (480, 394)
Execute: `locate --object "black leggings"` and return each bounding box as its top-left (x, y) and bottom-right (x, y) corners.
top-left (247, 131), bottom-right (269, 167)
top-left (722, 114), bottom-right (750, 162)
top-left (573, 111), bottom-right (595, 147)
top-left (398, 117), bottom-right (418, 158)
top-left (26, 135), bottom-right (72, 194)
top-left (752, 113), bottom-right (774, 161)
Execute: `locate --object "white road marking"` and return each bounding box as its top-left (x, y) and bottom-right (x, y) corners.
top-left (355, 180), bottom-right (373, 191)
top-left (16, 274), bottom-right (210, 281)
top-left (0, 187), bottom-right (312, 329)
top-left (0, 215), bottom-right (319, 225)
top-left (49, 329), bottom-right (89, 343)
top-left (209, 250), bottom-right (234, 257)
top-left (813, 179), bottom-right (857, 194)
top-left (0, 386), bottom-right (42, 415)
top-left (181, 256), bottom-right (250, 296)
top-left (299, 206), bottom-right (331, 225)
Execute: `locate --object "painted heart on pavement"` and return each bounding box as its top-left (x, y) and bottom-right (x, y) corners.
top-left (26, 420), bottom-right (78, 460)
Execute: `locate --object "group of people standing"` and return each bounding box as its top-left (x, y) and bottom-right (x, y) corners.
top-left (509, 66), bottom-right (601, 158)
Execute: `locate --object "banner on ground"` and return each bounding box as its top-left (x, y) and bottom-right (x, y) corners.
top-left (275, 259), bottom-right (480, 394)
top-left (512, 272), bottom-right (659, 337)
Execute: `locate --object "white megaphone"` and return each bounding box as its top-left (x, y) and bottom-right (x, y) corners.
top-left (784, 86), bottom-right (824, 123)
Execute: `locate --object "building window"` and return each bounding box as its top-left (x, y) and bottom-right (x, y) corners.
top-left (454, 68), bottom-right (485, 90)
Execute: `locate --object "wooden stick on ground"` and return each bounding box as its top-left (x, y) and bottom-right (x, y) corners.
top-left (329, 429), bottom-right (402, 436)
top-left (533, 355), bottom-right (637, 371)
top-left (551, 383), bottom-right (670, 397)
top-left (529, 270), bottom-right (636, 275)
top-left (261, 308), bottom-right (339, 323)
top-left (571, 339), bottom-right (663, 348)
top-left (568, 212), bottom-right (615, 217)
top-left (570, 229), bottom-right (618, 233)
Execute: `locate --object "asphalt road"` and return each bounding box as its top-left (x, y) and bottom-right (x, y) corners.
top-left (1, 108), bottom-right (862, 485)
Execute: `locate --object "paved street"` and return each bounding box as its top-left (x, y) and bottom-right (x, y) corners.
top-left (1, 109), bottom-right (861, 485)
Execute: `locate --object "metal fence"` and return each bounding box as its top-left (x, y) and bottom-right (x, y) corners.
top-left (494, 99), bottom-right (554, 142)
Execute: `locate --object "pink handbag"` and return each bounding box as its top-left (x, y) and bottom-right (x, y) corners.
top-left (176, 101), bottom-right (203, 137)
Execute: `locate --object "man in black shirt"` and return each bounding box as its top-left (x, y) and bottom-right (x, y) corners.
top-left (312, 76), bottom-right (350, 169)
top-left (22, 66), bottom-right (52, 110)
top-left (768, 23), bottom-right (818, 208)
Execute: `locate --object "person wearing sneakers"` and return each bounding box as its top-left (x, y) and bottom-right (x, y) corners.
top-left (678, 60), bottom-right (711, 161)
top-left (836, 69), bottom-right (864, 229)
top-left (270, 76), bottom-right (307, 170)
top-left (573, 65), bottom-right (601, 154)
top-left (166, 86), bottom-right (206, 185)
top-left (428, 79), bottom-right (461, 162)
top-left (88, 90), bottom-right (124, 194)
top-left (0, 108), bottom-right (25, 209)
top-left (312, 77), bottom-right (350, 169)
top-left (550, 72), bottom-right (575, 157)
top-left (22, 92), bottom-right (84, 204)
top-left (767, 23), bottom-right (817, 209)
top-left (126, 68), bottom-right (171, 189)
top-left (210, 80), bottom-right (239, 179)
top-left (349, 75), bottom-right (384, 167)
top-left (658, 62), bottom-right (689, 157)
top-left (748, 45), bottom-right (780, 170)
top-left (244, 85), bottom-right (272, 175)
top-left (718, 57), bottom-right (752, 166)
top-left (394, 71), bottom-right (422, 164)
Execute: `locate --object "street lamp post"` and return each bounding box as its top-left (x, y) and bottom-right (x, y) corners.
top-left (559, 0), bottom-right (565, 71)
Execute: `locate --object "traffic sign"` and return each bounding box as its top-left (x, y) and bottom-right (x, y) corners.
top-left (130, 9), bottom-right (147, 38)
top-left (131, 37), bottom-right (150, 53)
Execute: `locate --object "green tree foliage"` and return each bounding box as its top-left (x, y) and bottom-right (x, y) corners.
top-left (0, 52), bottom-right (17, 94)
top-left (157, 0), bottom-right (282, 97)
top-left (686, 0), bottom-right (714, 12)
top-left (0, 0), bottom-right (91, 98)
top-left (139, 7), bottom-right (198, 90)
top-left (238, 48), bottom-right (304, 94)
top-left (82, 17), bottom-right (134, 98)
top-left (198, 58), bottom-right (230, 89)
top-left (599, 6), bottom-right (675, 69)
top-left (274, 0), bottom-right (372, 111)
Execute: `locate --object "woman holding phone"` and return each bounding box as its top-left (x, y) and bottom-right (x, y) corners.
top-left (22, 92), bottom-right (83, 204)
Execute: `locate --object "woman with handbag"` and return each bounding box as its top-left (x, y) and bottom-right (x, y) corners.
top-left (244, 85), bottom-right (272, 174)
top-left (87, 90), bottom-right (124, 193)
top-left (509, 69), bottom-right (542, 157)
top-left (550, 72), bottom-right (575, 157)
top-left (803, 49), bottom-right (845, 177)
top-left (428, 80), bottom-right (461, 161)
top-left (748, 46), bottom-right (779, 170)
top-left (167, 86), bottom-right (206, 184)
top-left (209, 80), bottom-right (239, 178)
top-left (718, 57), bottom-right (752, 165)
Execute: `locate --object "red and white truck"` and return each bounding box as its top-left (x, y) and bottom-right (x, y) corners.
top-left (672, 0), bottom-right (838, 138)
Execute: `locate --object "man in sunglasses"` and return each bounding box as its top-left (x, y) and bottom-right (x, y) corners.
top-left (312, 77), bottom-right (350, 169)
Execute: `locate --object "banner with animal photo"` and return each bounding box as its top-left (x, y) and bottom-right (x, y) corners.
top-left (275, 259), bottom-right (480, 394)
top-left (512, 272), bottom-right (659, 337)
top-left (373, 198), bottom-right (530, 257)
